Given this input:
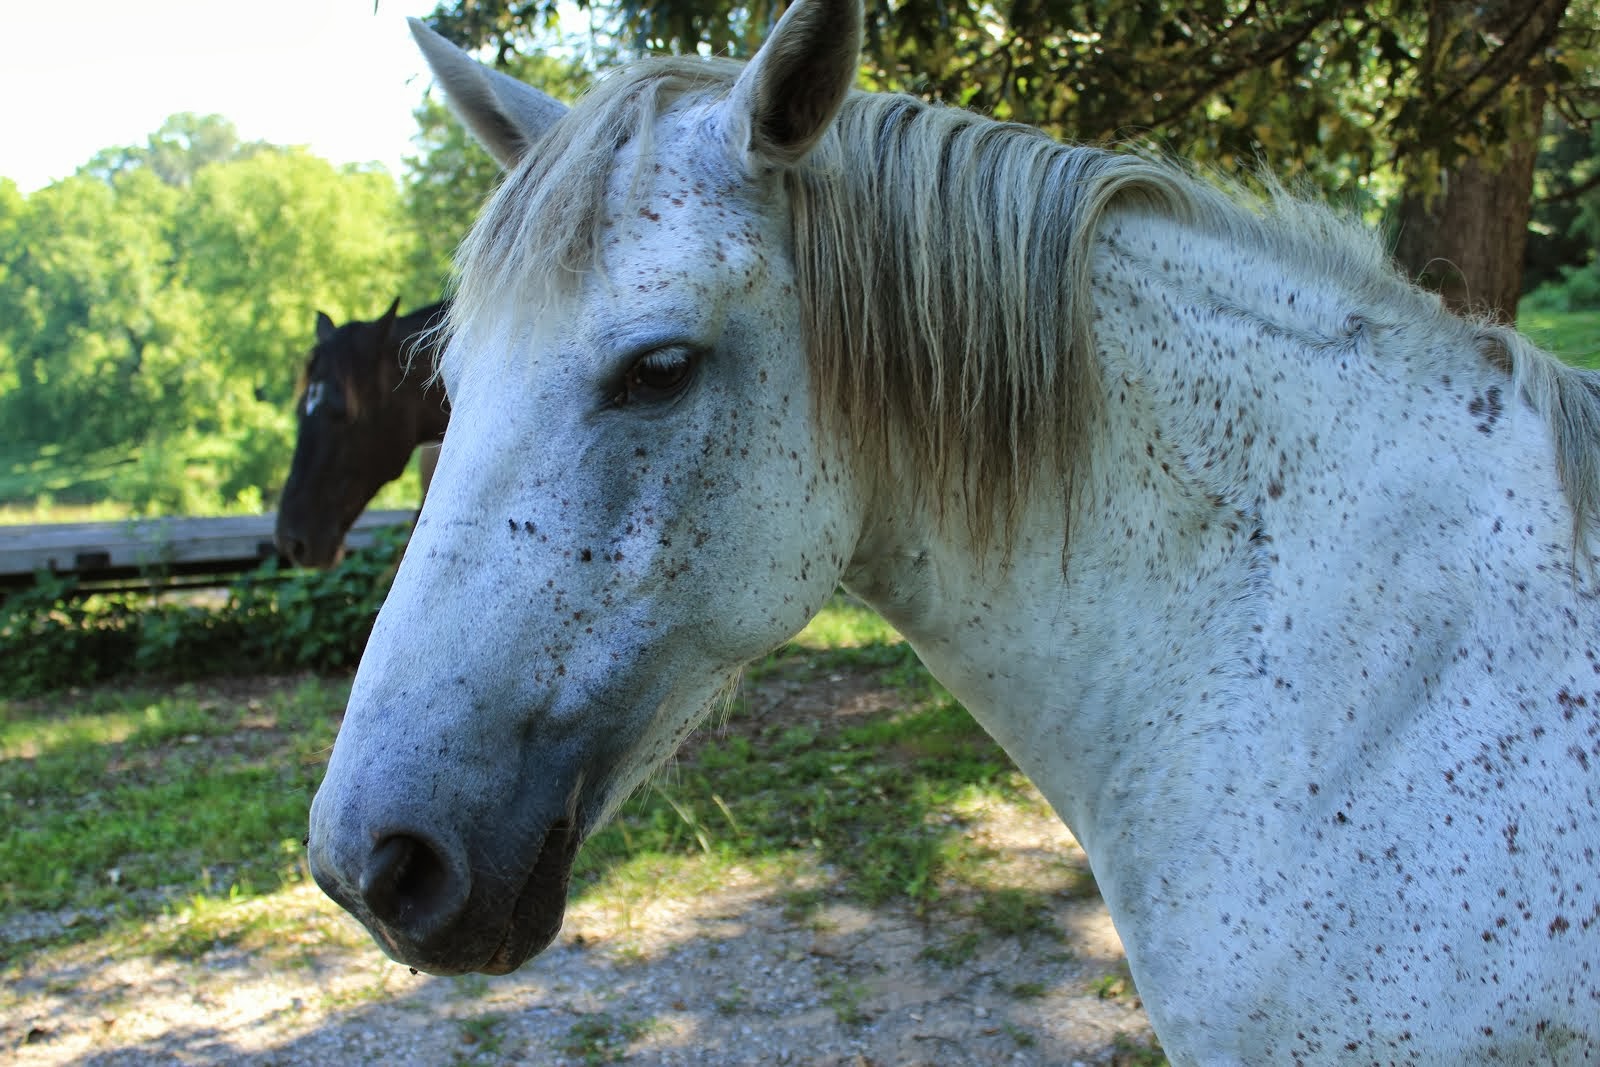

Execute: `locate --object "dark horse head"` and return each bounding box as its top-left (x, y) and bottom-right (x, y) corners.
top-left (275, 298), bottom-right (451, 568)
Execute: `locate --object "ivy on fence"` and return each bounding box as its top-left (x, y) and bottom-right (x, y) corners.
top-left (0, 527), bottom-right (407, 698)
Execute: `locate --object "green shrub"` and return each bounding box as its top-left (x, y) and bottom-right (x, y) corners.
top-left (1524, 259), bottom-right (1600, 316)
top-left (1, 526), bottom-right (407, 697)
top-left (0, 576), bottom-right (142, 695)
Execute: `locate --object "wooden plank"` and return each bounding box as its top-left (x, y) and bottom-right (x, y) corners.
top-left (0, 509), bottom-right (414, 584)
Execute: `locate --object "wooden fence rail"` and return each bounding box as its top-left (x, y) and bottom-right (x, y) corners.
top-left (0, 510), bottom-right (414, 595)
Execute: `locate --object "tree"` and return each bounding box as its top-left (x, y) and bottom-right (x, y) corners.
top-left (419, 0), bottom-right (1599, 319)
top-left (177, 150), bottom-right (420, 502)
top-left (0, 171), bottom-right (190, 454)
top-left (0, 179), bottom-right (25, 401)
top-left (1388, 0), bottom-right (1578, 320)
top-left (1527, 116), bottom-right (1600, 292)
top-left (80, 113), bottom-right (270, 188)
top-left (0, 124), bottom-right (423, 513)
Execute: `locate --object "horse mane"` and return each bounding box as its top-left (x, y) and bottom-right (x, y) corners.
top-left (1493, 325), bottom-right (1600, 562)
top-left (449, 57), bottom-right (1600, 559)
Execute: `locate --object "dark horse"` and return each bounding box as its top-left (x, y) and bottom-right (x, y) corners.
top-left (275, 299), bottom-right (450, 568)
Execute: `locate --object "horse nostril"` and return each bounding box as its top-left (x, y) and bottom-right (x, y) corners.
top-left (360, 833), bottom-right (462, 935)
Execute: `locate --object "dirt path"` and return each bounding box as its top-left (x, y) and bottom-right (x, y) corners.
top-left (6, 671), bottom-right (1162, 1066)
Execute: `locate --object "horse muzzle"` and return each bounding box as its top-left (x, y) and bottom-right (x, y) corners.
top-left (307, 774), bottom-right (584, 975)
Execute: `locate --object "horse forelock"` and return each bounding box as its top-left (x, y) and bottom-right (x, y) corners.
top-left (444, 58), bottom-right (745, 379)
top-left (445, 54), bottom-right (1600, 561)
top-left (303, 329), bottom-right (378, 422)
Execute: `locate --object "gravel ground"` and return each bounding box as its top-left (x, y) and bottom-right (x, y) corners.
top-left (6, 671), bottom-right (1161, 1066)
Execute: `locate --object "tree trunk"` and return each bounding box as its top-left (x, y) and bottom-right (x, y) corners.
top-left (1390, 0), bottom-right (1567, 323)
top-left (1392, 95), bottom-right (1544, 323)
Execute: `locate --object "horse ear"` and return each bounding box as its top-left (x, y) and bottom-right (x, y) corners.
top-left (376, 297), bottom-right (401, 340)
top-left (408, 18), bottom-right (567, 169)
top-left (726, 0), bottom-right (863, 170)
top-left (315, 311), bottom-right (337, 343)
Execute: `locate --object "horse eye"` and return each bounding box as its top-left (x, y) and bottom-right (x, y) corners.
top-left (618, 348), bottom-right (696, 406)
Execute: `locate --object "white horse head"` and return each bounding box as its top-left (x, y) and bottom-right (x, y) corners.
top-left (310, 0), bottom-right (868, 976)
top-left (311, 2), bottom-right (1600, 1060)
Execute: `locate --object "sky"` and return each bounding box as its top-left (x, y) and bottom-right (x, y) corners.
top-left (2, 0), bottom-right (443, 192)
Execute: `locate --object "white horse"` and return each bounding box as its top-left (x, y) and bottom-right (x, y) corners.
top-left (309, 2), bottom-right (1600, 1060)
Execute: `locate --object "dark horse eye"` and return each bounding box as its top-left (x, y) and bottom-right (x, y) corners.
top-left (619, 347), bottom-right (696, 406)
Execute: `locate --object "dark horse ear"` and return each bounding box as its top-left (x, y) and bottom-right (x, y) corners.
top-left (377, 297), bottom-right (401, 339)
top-left (315, 311), bottom-right (337, 344)
top-left (409, 17), bottom-right (568, 169)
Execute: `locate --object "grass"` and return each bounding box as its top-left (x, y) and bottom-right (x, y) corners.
top-left (823, 975), bottom-right (873, 1026)
top-left (971, 886), bottom-right (1065, 940)
top-left (0, 597), bottom-right (1035, 965)
top-left (556, 1011), bottom-right (656, 1065)
top-left (0, 499), bottom-right (136, 525)
top-left (788, 593), bottom-right (903, 649)
top-left (1090, 963), bottom-right (1142, 1005)
top-left (919, 930), bottom-right (981, 968)
top-left (0, 593), bottom-right (1147, 1059)
top-left (568, 680), bottom-right (1024, 918)
top-left (1519, 308), bottom-right (1600, 368)
top-left (456, 1012), bottom-right (509, 1059)
top-left (1112, 1031), bottom-right (1172, 1066)
top-left (1, 676), bottom-right (343, 924)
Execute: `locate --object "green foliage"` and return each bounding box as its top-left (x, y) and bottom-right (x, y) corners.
top-left (0, 527), bottom-right (407, 698)
top-left (571, 660), bottom-right (1019, 919)
top-left (177, 149), bottom-right (420, 500)
top-left (0, 574), bottom-right (141, 698)
top-left (1529, 116), bottom-right (1600, 304)
top-left (918, 929), bottom-right (981, 967)
top-left (429, 0), bottom-right (1595, 198)
top-left (3, 598), bottom-right (1113, 1052)
top-left (423, 0), bottom-right (1598, 319)
top-left (80, 113), bottom-right (274, 189)
top-left (403, 94), bottom-right (501, 298)
top-left (971, 886), bottom-right (1065, 940)
top-left (556, 1012), bottom-right (655, 1065)
top-left (0, 171), bottom-right (190, 455)
top-left (1112, 1031), bottom-right (1173, 1066)
top-left (0, 116), bottom-right (425, 515)
top-left (1520, 301), bottom-right (1600, 368)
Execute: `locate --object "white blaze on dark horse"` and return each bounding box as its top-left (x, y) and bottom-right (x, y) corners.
top-left (275, 299), bottom-right (450, 568)
top-left (308, 2), bottom-right (1600, 1061)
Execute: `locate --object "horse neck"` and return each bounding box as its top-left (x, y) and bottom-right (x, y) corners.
top-left (844, 388), bottom-right (1267, 862)
top-left (395, 303), bottom-right (452, 444)
top-left (843, 203), bottom-right (1582, 868)
top-left (410, 367), bottom-right (451, 443)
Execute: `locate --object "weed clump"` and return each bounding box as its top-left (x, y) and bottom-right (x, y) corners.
top-left (1, 526), bottom-right (406, 697)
